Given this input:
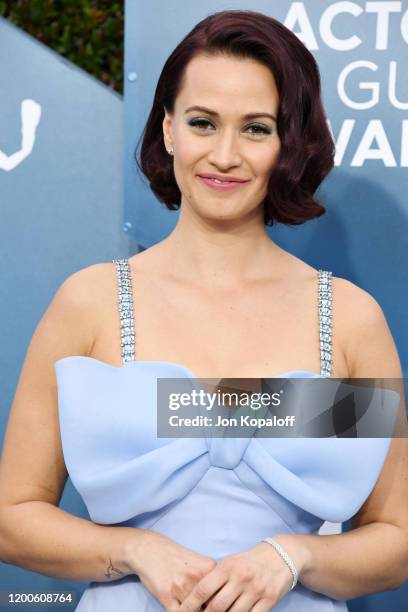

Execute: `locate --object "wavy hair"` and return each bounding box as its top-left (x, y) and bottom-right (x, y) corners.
top-left (135, 9), bottom-right (335, 226)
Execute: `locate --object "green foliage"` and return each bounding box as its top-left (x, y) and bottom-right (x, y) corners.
top-left (0, 0), bottom-right (123, 94)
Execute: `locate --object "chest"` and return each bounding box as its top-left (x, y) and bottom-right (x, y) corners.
top-left (92, 274), bottom-right (329, 378)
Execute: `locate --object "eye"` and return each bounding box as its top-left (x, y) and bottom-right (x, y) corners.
top-left (188, 118), bottom-right (214, 131)
top-left (188, 118), bottom-right (272, 136)
top-left (246, 123), bottom-right (272, 136)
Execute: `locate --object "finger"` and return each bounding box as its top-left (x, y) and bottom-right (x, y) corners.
top-left (175, 559), bottom-right (218, 603)
top-left (200, 581), bottom-right (242, 611)
top-left (165, 599), bottom-right (182, 612)
top-left (179, 568), bottom-right (228, 611)
top-left (250, 599), bottom-right (276, 612)
top-left (225, 589), bottom-right (260, 612)
top-left (172, 575), bottom-right (204, 603)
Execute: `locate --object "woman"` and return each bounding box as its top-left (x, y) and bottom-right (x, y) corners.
top-left (0, 9), bottom-right (407, 612)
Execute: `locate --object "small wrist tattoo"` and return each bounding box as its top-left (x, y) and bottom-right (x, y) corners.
top-left (105, 557), bottom-right (125, 579)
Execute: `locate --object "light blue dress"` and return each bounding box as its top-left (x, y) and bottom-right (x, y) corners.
top-left (54, 259), bottom-right (393, 611)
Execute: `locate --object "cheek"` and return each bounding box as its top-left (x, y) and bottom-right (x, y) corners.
top-left (175, 124), bottom-right (204, 159)
top-left (174, 142), bottom-right (203, 177)
top-left (251, 147), bottom-right (280, 180)
top-left (172, 151), bottom-right (196, 200)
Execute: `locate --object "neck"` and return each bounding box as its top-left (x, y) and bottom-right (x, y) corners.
top-left (156, 202), bottom-right (287, 287)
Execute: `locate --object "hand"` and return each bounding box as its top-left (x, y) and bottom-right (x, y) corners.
top-left (179, 535), bottom-right (310, 611)
top-left (125, 529), bottom-right (217, 611)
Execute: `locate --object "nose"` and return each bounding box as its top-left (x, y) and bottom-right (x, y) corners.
top-left (207, 129), bottom-right (242, 169)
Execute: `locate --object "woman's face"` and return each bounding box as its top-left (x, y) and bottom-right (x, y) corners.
top-left (163, 52), bottom-right (281, 223)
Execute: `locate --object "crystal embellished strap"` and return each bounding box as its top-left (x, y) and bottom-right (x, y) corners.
top-left (318, 270), bottom-right (333, 377)
top-left (112, 258), bottom-right (135, 364)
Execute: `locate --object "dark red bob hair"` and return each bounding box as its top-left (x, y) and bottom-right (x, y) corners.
top-left (136, 9), bottom-right (335, 226)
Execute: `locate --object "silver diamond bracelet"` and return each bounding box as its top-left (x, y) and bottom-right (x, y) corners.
top-left (262, 537), bottom-right (298, 590)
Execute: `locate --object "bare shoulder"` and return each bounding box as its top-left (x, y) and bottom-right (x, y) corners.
top-left (332, 275), bottom-right (388, 334)
top-left (331, 276), bottom-right (402, 378)
top-left (56, 261), bottom-right (112, 305)
top-left (0, 261), bottom-right (116, 509)
top-left (33, 261), bottom-right (115, 364)
top-left (331, 275), bottom-right (382, 318)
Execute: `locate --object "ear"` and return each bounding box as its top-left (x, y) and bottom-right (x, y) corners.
top-left (162, 107), bottom-right (173, 150)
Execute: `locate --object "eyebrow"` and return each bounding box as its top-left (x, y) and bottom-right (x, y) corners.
top-left (184, 105), bottom-right (277, 122)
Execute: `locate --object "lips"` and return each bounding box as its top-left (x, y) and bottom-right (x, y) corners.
top-left (197, 175), bottom-right (249, 191)
top-left (206, 178), bottom-right (238, 184)
top-left (198, 174), bottom-right (248, 183)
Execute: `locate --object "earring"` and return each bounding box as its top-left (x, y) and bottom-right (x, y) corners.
top-left (167, 146), bottom-right (174, 155)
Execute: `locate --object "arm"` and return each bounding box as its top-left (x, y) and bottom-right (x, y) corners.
top-left (0, 502), bottom-right (149, 582)
top-left (0, 264), bottom-right (148, 582)
top-left (274, 278), bottom-right (408, 601)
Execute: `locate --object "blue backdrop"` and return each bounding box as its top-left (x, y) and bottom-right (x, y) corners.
top-left (1, 1), bottom-right (407, 610)
top-left (0, 16), bottom-right (126, 611)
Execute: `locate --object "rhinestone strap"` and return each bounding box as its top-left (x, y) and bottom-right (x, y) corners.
top-left (112, 260), bottom-right (333, 373)
top-left (318, 270), bottom-right (333, 377)
top-left (262, 537), bottom-right (298, 590)
top-left (112, 258), bottom-right (135, 364)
